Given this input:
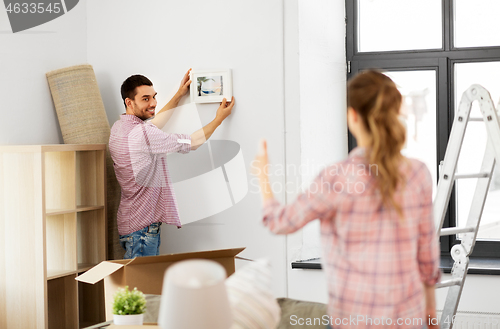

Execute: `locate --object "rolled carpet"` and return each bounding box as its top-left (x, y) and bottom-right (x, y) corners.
top-left (46, 64), bottom-right (123, 260)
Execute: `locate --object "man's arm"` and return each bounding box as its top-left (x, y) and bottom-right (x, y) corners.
top-left (151, 69), bottom-right (192, 128)
top-left (190, 97), bottom-right (235, 150)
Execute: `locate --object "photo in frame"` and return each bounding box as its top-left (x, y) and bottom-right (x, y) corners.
top-left (190, 69), bottom-right (232, 104)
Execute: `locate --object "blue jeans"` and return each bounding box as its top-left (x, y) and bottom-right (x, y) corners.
top-left (119, 222), bottom-right (162, 259)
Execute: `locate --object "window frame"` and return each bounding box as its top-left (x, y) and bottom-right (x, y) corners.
top-left (346, 0), bottom-right (500, 264)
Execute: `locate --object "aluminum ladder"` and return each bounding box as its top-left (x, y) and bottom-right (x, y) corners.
top-left (434, 85), bottom-right (500, 329)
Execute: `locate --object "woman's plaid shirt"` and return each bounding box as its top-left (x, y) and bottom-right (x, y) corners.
top-left (263, 148), bottom-right (440, 328)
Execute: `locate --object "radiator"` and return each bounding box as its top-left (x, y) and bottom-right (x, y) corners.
top-left (437, 311), bottom-right (500, 329)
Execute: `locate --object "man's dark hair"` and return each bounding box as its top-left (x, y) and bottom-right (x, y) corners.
top-left (121, 75), bottom-right (153, 108)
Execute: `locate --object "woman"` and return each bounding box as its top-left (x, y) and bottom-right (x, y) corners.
top-left (254, 70), bottom-right (440, 329)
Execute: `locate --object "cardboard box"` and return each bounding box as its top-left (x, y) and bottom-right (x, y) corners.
top-left (76, 247), bottom-right (245, 320)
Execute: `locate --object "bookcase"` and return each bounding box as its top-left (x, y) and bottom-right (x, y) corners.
top-left (0, 144), bottom-right (107, 329)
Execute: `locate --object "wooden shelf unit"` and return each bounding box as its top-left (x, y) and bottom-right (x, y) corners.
top-left (0, 144), bottom-right (107, 329)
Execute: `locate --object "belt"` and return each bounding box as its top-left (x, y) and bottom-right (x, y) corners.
top-left (147, 222), bottom-right (162, 233)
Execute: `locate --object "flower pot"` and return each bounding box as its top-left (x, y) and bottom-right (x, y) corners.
top-left (113, 313), bottom-right (144, 325)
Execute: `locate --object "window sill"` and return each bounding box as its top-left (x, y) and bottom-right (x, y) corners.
top-left (292, 256), bottom-right (500, 275)
top-left (291, 258), bottom-right (322, 270)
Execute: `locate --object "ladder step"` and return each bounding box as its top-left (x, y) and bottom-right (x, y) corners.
top-left (469, 117), bottom-right (484, 121)
top-left (455, 172), bottom-right (490, 179)
top-left (436, 278), bottom-right (462, 288)
top-left (440, 227), bottom-right (476, 236)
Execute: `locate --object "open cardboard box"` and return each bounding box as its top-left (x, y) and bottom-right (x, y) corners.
top-left (76, 247), bottom-right (245, 320)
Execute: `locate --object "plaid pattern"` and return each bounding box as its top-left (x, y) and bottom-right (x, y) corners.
top-left (263, 147), bottom-right (440, 328)
top-left (109, 114), bottom-right (191, 235)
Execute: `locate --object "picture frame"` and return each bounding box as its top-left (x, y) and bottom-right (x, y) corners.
top-left (190, 69), bottom-right (232, 104)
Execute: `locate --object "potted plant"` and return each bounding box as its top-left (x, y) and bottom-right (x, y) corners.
top-left (112, 286), bottom-right (147, 325)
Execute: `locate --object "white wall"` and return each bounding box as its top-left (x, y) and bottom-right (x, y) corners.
top-left (298, 0), bottom-right (348, 262)
top-left (286, 0), bottom-right (347, 303)
top-left (87, 0), bottom-right (288, 297)
top-left (0, 1), bottom-right (87, 145)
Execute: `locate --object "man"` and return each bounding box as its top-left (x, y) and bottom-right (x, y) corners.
top-left (109, 69), bottom-right (235, 259)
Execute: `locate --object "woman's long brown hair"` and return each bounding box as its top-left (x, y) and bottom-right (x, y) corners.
top-left (347, 70), bottom-right (406, 217)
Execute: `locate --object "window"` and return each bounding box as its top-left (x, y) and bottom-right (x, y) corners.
top-left (347, 0), bottom-right (500, 263)
top-left (358, 0), bottom-right (442, 52)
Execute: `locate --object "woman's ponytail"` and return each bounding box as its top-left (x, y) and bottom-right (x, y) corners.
top-left (347, 70), bottom-right (407, 218)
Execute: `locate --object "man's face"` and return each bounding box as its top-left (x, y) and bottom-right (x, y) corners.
top-left (126, 85), bottom-right (158, 120)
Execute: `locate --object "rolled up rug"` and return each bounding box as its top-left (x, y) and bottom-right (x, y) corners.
top-left (46, 64), bottom-right (123, 260)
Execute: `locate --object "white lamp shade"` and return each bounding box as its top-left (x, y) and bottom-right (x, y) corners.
top-left (158, 259), bottom-right (233, 329)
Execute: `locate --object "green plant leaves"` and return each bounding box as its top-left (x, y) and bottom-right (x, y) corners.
top-left (112, 286), bottom-right (146, 315)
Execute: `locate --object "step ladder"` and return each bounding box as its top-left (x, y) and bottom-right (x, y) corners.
top-left (433, 85), bottom-right (500, 329)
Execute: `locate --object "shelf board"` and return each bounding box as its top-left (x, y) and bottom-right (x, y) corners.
top-left (78, 263), bottom-right (100, 273)
top-left (42, 144), bottom-right (106, 152)
top-left (46, 208), bottom-right (77, 216)
top-left (45, 205), bottom-right (104, 216)
top-left (80, 321), bottom-right (105, 328)
top-left (47, 269), bottom-right (77, 280)
top-left (76, 205), bottom-right (105, 213)
top-left (0, 144), bottom-right (106, 154)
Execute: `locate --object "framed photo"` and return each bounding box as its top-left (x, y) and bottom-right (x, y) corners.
top-left (190, 69), bottom-right (232, 104)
